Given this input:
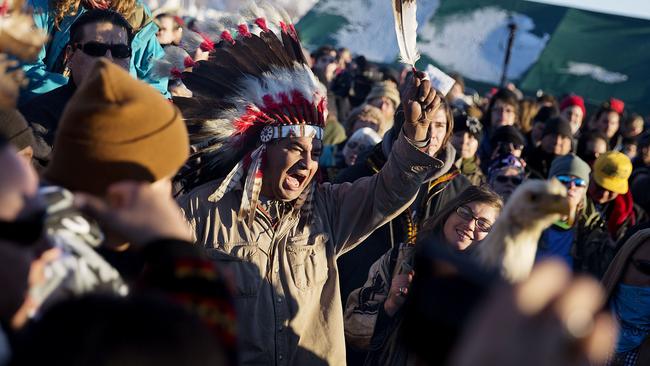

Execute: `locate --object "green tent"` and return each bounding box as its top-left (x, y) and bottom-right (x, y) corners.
top-left (297, 0), bottom-right (650, 114)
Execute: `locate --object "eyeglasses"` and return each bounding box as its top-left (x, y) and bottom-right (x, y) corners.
top-left (495, 175), bottom-right (523, 185)
top-left (456, 205), bottom-right (492, 233)
top-left (74, 41), bottom-right (131, 59)
top-left (632, 259), bottom-right (650, 276)
top-left (556, 175), bottom-right (587, 188)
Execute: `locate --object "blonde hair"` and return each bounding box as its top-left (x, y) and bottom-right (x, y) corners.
top-left (518, 97), bottom-right (539, 134)
top-left (53, 0), bottom-right (137, 29)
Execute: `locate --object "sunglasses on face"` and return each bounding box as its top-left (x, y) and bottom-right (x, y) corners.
top-left (74, 41), bottom-right (131, 59)
top-left (495, 175), bottom-right (523, 185)
top-left (632, 259), bottom-right (650, 276)
top-left (556, 175), bottom-right (587, 188)
top-left (456, 205), bottom-right (492, 233)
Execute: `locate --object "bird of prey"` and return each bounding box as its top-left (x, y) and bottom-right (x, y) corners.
top-left (476, 179), bottom-right (571, 283)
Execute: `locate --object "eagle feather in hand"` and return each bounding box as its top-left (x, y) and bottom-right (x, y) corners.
top-left (476, 179), bottom-right (572, 283)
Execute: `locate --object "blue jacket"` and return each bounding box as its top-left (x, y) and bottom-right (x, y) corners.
top-left (21, 0), bottom-right (169, 103)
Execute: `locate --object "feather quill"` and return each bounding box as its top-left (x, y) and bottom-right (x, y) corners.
top-left (392, 0), bottom-right (420, 68)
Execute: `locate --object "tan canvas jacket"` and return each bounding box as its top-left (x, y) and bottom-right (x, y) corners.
top-left (177, 133), bottom-right (444, 366)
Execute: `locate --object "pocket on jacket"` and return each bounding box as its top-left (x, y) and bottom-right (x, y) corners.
top-left (206, 243), bottom-right (262, 297)
top-left (286, 233), bottom-right (330, 290)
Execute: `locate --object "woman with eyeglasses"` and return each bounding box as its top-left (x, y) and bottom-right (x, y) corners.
top-left (535, 154), bottom-right (616, 278)
top-left (601, 229), bottom-right (650, 366)
top-left (343, 185), bottom-right (502, 366)
top-left (21, 0), bottom-right (168, 103)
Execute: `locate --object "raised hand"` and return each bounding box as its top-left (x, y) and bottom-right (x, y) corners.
top-left (448, 260), bottom-right (617, 366)
top-left (400, 71), bottom-right (442, 142)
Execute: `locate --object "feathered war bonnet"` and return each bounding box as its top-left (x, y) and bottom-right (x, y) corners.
top-left (175, 1), bottom-right (328, 227)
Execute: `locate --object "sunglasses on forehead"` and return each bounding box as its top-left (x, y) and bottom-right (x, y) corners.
top-left (74, 41), bottom-right (131, 59)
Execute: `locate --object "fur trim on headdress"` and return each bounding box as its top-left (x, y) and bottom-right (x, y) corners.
top-left (175, 1), bottom-right (327, 228)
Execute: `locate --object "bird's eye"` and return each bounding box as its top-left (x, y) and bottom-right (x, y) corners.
top-left (530, 193), bottom-right (539, 202)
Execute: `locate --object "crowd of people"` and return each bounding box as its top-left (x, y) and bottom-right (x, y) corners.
top-left (1, 0), bottom-right (650, 365)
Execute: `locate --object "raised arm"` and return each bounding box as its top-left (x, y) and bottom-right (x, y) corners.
top-left (318, 72), bottom-right (453, 254)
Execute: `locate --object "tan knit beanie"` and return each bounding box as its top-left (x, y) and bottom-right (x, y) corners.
top-left (44, 59), bottom-right (189, 195)
top-left (364, 81), bottom-right (401, 108)
top-left (346, 104), bottom-right (390, 136)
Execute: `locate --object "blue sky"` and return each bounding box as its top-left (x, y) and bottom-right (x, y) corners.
top-left (527, 0), bottom-right (650, 20)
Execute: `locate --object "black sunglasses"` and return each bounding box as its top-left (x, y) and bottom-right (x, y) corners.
top-left (495, 175), bottom-right (523, 185)
top-left (74, 41), bottom-right (131, 59)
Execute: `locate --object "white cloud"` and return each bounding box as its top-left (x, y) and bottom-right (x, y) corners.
top-left (418, 7), bottom-right (549, 84)
top-left (562, 62), bottom-right (628, 84)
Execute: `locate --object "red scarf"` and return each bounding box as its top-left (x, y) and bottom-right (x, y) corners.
top-left (607, 191), bottom-right (636, 238)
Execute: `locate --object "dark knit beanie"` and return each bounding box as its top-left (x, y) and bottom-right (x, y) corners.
top-left (490, 125), bottom-right (525, 147)
top-left (0, 108), bottom-right (35, 151)
top-left (533, 105), bottom-right (559, 125)
top-left (543, 116), bottom-right (572, 138)
top-left (44, 59), bottom-right (189, 195)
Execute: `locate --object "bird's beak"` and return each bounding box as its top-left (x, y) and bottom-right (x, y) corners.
top-left (543, 194), bottom-right (571, 216)
top-left (541, 193), bottom-right (573, 224)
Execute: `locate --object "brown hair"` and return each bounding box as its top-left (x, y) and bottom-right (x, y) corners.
top-left (518, 97), bottom-right (539, 134)
top-left (53, 0), bottom-right (137, 29)
top-left (420, 185), bottom-right (503, 237)
top-left (435, 99), bottom-right (454, 151)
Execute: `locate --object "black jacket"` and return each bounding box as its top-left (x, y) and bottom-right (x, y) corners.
top-left (19, 82), bottom-right (76, 170)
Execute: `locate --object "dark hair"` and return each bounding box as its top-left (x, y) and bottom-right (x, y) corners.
top-left (576, 129), bottom-right (609, 161)
top-left (536, 93), bottom-right (558, 108)
top-left (532, 105), bottom-right (560, 125)
top-left (638, 133), bottom-right (650, 150)
top-left (312, 45), bottom-right (336, 62)
top-left (69, 9), bottom-right (134, 45)
top-left (483, 88), bottom-right (520, 129)
top-left (420, 185), bottom-right (503, 238)
top-left (593, 101), bottom-right (620, 122)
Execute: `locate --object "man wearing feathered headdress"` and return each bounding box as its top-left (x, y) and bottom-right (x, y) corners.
top-left (174, 3), bottom-right (448, 365)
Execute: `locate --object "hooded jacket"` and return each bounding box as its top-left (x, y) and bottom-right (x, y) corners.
top-left (21, 0), bottom-right (168, 103)
top-left (177, 133), bottom-right (446, 366)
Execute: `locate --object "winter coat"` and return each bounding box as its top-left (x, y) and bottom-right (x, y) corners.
top-left (344, 243), bottom-right (415, 366)
top-left (571, 197), bottom-right (619, 278)
top-left (334, 139), bottom-right (465, 306)
top-left (454, 156), bottom-right (485, 186)
top-left (176, 133), bottom-right (446, 366)
top-left (21, 0), bottom-right (168, 103)
top-left (596, 191), bottom-right (647, 243)
top-left (19, 82), bottom-right (76, 170)
top-left (601, 229), bottom-right (650, 366)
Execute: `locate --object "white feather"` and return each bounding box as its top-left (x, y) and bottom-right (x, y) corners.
top-left (392, 0), bottom-right (420, 67)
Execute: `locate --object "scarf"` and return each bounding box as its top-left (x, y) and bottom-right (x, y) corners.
top-left (611, 284), bottom-right (650, 353)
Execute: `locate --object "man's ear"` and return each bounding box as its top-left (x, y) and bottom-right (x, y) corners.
top-left (64, 44), bottom-right (75, 65)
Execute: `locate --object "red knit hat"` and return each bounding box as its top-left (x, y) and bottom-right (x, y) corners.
top-left (609, 98), bottom-right (625, 115)
top-left (560, 95), bottom-right (586, 117)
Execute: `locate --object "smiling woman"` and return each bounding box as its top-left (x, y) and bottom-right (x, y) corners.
top-left (344, 185), bottom-right (502, 365)
top-left (420, 185), bottom-right (503, 251)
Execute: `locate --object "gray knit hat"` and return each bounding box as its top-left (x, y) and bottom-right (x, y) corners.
top-left (548, 154), bottom-right (591, 186)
